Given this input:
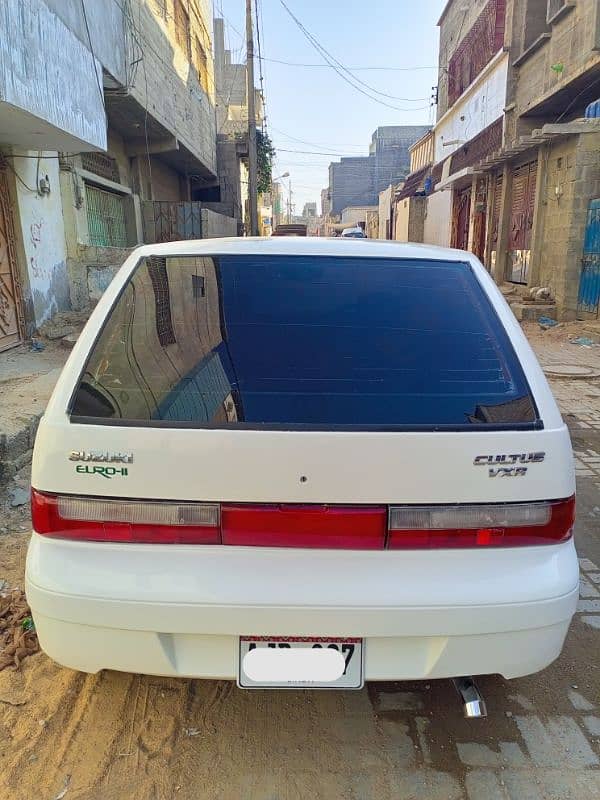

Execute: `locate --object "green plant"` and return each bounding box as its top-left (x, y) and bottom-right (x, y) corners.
top-left (256, 131), bottom-right (276, 195)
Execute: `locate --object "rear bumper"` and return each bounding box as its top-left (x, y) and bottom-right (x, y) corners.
top-left (25, 534), bottom-right (579, 680)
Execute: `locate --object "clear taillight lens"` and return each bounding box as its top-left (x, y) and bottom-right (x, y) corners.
top-left (32, 490), bottom-right (220, 544)
top-left (387, 497), bottom-right (575, 548)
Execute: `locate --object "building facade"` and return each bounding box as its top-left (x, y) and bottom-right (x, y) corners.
top-left (327, 125), bottom-right (429, 217)
top-left (417, 0), bottom-right (600, 320)
top-left (0, 0), bottom-right (233, 351)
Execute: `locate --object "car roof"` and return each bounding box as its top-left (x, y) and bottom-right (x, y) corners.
top-left (130, 237), bottom-right (476, 263)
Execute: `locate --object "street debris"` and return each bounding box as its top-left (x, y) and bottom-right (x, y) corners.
top-left (30, 338), bottom-right (45, 352)
top-left (0, 587), bottom-right (39, 671)
top-left (538, 315), bottom-right (559, 329)
top-left (8, 487), bottom-right (29, 508)
top-left (52, 775), bottom-right (71, 800)
top-left (570, 337), bottom-right (595, 347)
top-left (184, 728), bottom-right (202, 737)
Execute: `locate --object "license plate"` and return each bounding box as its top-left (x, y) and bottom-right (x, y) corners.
top-left (238, 637), bottom-right (363, 689)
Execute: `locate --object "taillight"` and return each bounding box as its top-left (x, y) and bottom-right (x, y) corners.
top-left (31, 490), bottom-right (574, 549)
top-left (31, 490), bottom-right (220, 544)
top-left (221, 504), bottom-right (387, 548)
top-left (387, 497), bottom-right (575, 548)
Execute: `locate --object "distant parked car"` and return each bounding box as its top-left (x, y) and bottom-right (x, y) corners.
top-left (272, 223), bottom-right (307, 236)
top-left (341, 226), bottom-right (366, 238)
top-left (27, 238), bottom-right (577, 709)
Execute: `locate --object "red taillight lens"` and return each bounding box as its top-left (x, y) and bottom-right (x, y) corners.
top-left (31, 490), bottom-right (574, 549)
top-left (387, 496), bottom-right (575, 549)
top-left (221, 504), bottom-right (387, 548)
top-left (31, 490), bottom-right (220, 544)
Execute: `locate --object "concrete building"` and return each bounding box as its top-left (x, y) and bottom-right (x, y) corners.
top-left (423, 0), bottom-right (509, 260)
top-left (426, 0), bottom-right (600, 319)
top-left (483, 0), bottom-right (600, 318)
top-left (394, 130), bottom-right (434, 244)
top-left (0, 0), bottom-right (229, 349)
top-left (327, 126), bottom-right (429, 217)
top-left (213, 16), bottom-right (264, 232)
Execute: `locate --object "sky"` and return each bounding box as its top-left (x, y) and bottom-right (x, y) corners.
top-left (215, 0), bottom-right (447, 214)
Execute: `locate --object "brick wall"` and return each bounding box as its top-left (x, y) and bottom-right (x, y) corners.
top-left (506, 0), bottom-right (600, 146)
top-left (537, 132), bottom-right (600, 318)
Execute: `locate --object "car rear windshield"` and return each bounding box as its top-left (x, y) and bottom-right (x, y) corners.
top-left (70, 254), bottom-right (539, 430)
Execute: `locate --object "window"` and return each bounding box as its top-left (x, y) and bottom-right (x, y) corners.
top-left (523, 0), bottom-right (549, 50)
top-left (547, 0), bottom-right (568, 22)
top-left (81, 152), bottom-right (120, 183)
top-left (173, 0), bottom-right (190, 59)
top-left (71, 255), bottom-right (538, 429)
top-left (147, 257), bottom-right (176, 346)
top-left (85, 185), bottom-right (127, 248)
top-left (194, 37), bottom-right (208, 92)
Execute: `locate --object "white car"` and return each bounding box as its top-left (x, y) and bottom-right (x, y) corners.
top-left (340, 226), bottom-right (366, 238)
top-left (26, 238), bottom-right (577, 709)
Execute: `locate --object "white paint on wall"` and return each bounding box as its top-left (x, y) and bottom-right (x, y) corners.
top-left (434, 53), bottom-right (508, 164)
top-left (423, 190), bottom-right (453, 248)
top-left (12, 151), bottom-right (70, 326)
top-left (0, 0), bottom-right (106, 150)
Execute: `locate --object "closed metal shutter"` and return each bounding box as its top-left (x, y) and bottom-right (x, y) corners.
top-left (509, 161), bottom-right (537, 251)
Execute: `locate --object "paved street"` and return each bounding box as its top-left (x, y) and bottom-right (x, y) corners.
top-left (1, 324), bottom-right (600, 800)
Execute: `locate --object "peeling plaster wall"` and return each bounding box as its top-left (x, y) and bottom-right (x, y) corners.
top-left (12, 152), bottom-right (70, 327)
top-left (0, 0), bottom-right (107, 150)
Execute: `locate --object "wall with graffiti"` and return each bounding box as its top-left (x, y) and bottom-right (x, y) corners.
top-left (12, 151), bottom-right (70, 327)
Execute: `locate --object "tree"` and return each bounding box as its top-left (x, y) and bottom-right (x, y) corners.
top-left (256, 131), bottom-right (276, 195)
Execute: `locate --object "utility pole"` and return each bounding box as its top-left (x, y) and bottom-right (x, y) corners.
top-left (287, 177), bottom-right (293, 223)
top-left (245, 0), bottom-right (259, 236)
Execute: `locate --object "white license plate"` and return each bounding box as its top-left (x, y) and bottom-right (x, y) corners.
top-left (238, 637), bottom-right (363, 689)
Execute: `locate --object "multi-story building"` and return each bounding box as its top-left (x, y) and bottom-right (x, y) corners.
top-left (213, 16), bottom-right (264, 233)
top-left (327, 125), bottom-right (429, 217)
top-left (485, 0), bottom-right (600, 318)
top-left (0, 0), bottom-right (232, 350)
top-left (425, 0), bottom-right (509, 261)
top-left (425, 0), bottom-right (600, 320)
top-left (393, 129), bottom-right (434, 243)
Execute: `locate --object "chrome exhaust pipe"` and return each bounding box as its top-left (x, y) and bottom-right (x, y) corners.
top-left (452, 676), bottom-right (487, 718)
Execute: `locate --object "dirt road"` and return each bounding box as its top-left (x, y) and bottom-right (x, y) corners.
top-left (1, 327), bottom-right (600, 800)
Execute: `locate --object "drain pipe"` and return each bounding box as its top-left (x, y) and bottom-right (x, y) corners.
top-left (453, 677), bottom-right (487, 718)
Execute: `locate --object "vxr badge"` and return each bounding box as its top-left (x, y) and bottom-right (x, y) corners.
top-left (473, 452), bottom-right (545, 478)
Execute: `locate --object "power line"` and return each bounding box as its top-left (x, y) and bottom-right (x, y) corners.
top-left (270, 125), bottom-right (369, 150)
top-left (263, 56), bottom-right (437, 71)
top-left (277, 1), bottom-right (432, 109)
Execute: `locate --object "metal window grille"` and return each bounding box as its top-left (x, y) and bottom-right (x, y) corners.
top-left (448, 0), bottom-right (506, 106)
top-left (85, 185), bottom-right (128, 248)
top-left (81, 152), bottom-right (120, 183)
top-left (147, 257), bottom-right (176, 347)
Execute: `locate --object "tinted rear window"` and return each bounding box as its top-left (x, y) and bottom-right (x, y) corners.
top-left (70, 254), bottom-right (538, 429)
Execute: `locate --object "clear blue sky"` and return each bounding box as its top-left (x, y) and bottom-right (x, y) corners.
top-left (215, 0), bottom-right (446, 213)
